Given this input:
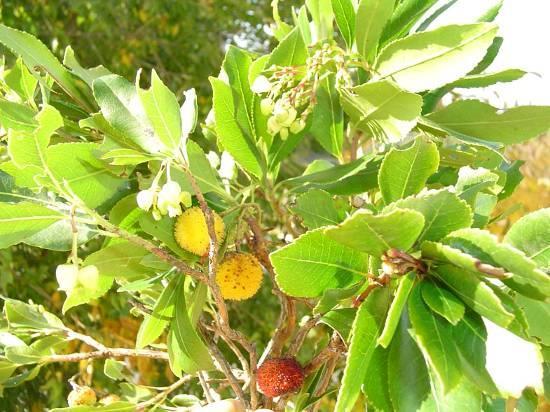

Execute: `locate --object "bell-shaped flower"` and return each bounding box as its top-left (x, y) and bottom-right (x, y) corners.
top-left (251, 75), bottom-right (272, 94)
top-left (137, 189), bottom-right (156, 211)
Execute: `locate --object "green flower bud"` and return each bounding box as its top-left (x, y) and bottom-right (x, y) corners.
top-left (267, 116), bottom-right (282, 136)
top-left (260, 98), bottom-right (275, 116)
top-left (280, 127), bottom-right (289, 141)
top-left (289, 118), bottom-right (306, 134)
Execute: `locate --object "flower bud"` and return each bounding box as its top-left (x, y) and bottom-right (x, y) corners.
top-left (289, 118), bottom-right (306, 134)
top-left (137, 189), bottom-right (155, 211)
top-left (260, 98), bottom-right (274, 116)
top-left (267, 116), bottom-right (282, 136)
top-left (179, 191), bottom-right (192, 208)
top-left (281, 107), bottom-right (297, 127)
top-left (152, 209), bottom-right (162, 221)
top-left (251, 75), bottom-right (272, 94)
top-left (274, 107), bottom-right (289, 124)
top-left (157, 181), bottom-right (182, 214)
top-left (280, 127), bottom-right (289, 141)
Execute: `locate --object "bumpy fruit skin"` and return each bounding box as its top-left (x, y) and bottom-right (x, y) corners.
top-left (256, 358), bottom-right (305, 398)
top-left (216, 253), bottom-right (263, 300)
top-left (174, 207), bottom-right (225, 256)
top-left (67, 386), bottom-right (97, 406)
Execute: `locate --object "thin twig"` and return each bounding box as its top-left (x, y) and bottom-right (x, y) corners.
top-left (136, 375), bottom-right (194, 411)
top-left (44, 348), bottom-right (168, 363)
top-left (198, 371), bottom-right (216, 404)
top-left (287, 316), bottom-right (321, 357)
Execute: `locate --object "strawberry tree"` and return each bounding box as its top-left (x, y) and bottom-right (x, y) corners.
top-left (0, 0), bottom-right (549, 411)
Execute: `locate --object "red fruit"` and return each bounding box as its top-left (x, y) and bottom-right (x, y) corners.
top-left (256, 358), bottom-right (304, 398)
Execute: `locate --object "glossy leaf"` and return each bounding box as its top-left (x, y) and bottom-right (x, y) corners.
top-left (421, 281), bottom-right (465, 325)
top-left (331, 0), bottom-right (356, 49)
top-left (291, 189), bottom-right (345, 229)
top-left (450, 69), bottom-right (526, 89)
top-left (378, 138), bottom-right (439, 204)
top-left (271, 229), bottom-right (368, 297)
top-left (268, 27), bottom-right (308, 67)
top-left (380, 0), bottom-right (439, 44)
top-left (325, 208), bottom-right (425, 256)
top-left (355, 0), bottom-right (395, 60)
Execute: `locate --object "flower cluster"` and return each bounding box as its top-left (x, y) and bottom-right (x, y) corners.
top-left (251, 43), bottom-right (351, 141)
top-left (137, 175), bottom-right (192, 220)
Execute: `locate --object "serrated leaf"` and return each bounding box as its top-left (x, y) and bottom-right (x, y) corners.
top-left (426, 100), bottom-right (550, 145)
top-left (387, 309), bottom-right (431, 411)
top-left (419, 378), bottom-right (482, 412)
top-left (0, 99), bottom-right (37, 132)
top-left (334, 288), bottom-right (390, 412)
top-left (387, 189), bottom-right (472, 243)
top-left (409, 285), bottom-right (462, 392)
top-left (380, 0), bottom-right (439, 44)
top-left (0, 202), bottom-right (64, 249)
top-left (4, 299), bottom-right (64, 330)
top-left (379, 138), bottom-right (439, 204)
top-left (310, 75), bottom-right (344, 156)
top-left (452, 310), bottom-right (499, 395)
top-left (340, 80), bottom-right (422, 143)
top-left (306, 0), bottom-right (334, 41)
top-left (378, 273), bottom-right (416, 348)
top-left (291, 189), bottom-right (345, 229)
top-left (0, 24), bottom-right (95, 111)
top-left (504, 208), bottom-right (550, 271)
top-left (432, 264), bottom-right (514, 328)
top-left (171, 278), bottom-right (214, 373)
top-left (332, 0), bottom-right (356, 49)
top-left (93, 74), bottom-right (163, 153)
top-left (4, 58), bottom-right (37, 103)
top-left (516, 295), bottom-right (550, 346)
top-left (210, 77), bottom-right (263, 178)
top-left (268, 27), bottom-right (308, 67)
top-left (325, 208), bottom-right (425, 256)
top-left (355, 0), bottom-right (395, 60)
top-left (450, 69), bottom-right (526, 89)
top-left (62, 46), bottom-right (112, 88)
top-left (421, 281), bottom-right (465, 325)
top-left (136, 276), bottom-right (178, 349)
top-left (445, 228), bottom-right (550, 300)
top-left (136, 70), bottom-right (181, 151)
top-left (363, 346), bottom-right (394, 411)
top-left (271, 229), bottom-right (368, 298)
top-left (375, 24), bottom-right (497, 92)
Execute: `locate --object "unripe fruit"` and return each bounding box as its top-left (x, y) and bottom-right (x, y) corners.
top-left (67, 386), bottom-right (97, 407)
top-left (256, 358), bottom-right (305, 398)
top-left (216, 253), bottom-right (263, 300)
top-left (174, 207), bottom-right (225, 256)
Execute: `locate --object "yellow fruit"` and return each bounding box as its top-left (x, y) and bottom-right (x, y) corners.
top-left (68, 386), bottom-right (97, 406)
top-left (99, 394), bottom-right (121, 405)
top-left (174, 207), bottom-right (225, 256)
top-left (216, 253), bottom-right (263, 300)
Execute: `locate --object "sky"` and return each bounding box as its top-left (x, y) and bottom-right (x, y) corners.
top-left (429, 0), bottom-right (550, 106)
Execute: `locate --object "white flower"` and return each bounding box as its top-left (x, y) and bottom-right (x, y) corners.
top-left (181, 88), bottom-right (197, 138)
top-left (56, 264), bottom-right (78, 292)
top-left (251, 75), bottom-right (272, 94)
top-left (206, 151), bottom-right (221, 169)
top-left (157, 181), bottom-right (182, 214)
top-left (260, 98), bottom-right (275, 116)
top-left (290, 118), bottom-right (306, 134)
top-left (273, 101), bottom-right (297, 127)
top-left (219, 152), bottom-right (236, 180)
top-left (267, 116), bottom-right (282, 136)
top-left (137, 189), bottom-right (155, 211)
top-left (167, 204), bottom-right (182, 218)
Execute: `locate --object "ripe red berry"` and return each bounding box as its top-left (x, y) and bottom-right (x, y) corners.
top-left (256, 358), bottom-right (304, 398)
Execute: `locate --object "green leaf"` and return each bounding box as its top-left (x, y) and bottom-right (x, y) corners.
top-left (378, 273), bottom-right (416, 347)
top-left (445, 228), bottom-right (550, 300)
top-left (62, 46), bottom-right (111, 88)
top-left (268, 27), bottom-right (308, 67)
top-left (426, 100), bottom-right (550, 145)
top-left (409, 285), bottom-right (462, 393)
top-left (380, 0), bottom-right (439, 44)
top-left (432, 264), bottom-right (514, 328)
top-left (449, 69), bottom-right (526, 89)
top-left (104, 359), bottom-right (126, 381)
top-left (363, 346), bottom-right (393, 411)
top-left (453, 311), bottom-right (499, 395)
top-left (93, 74), bottom-right (162, 154)
top-left (0, 202), bottom-right (64, 249)
top-left (46, 142), bottom-right (129, 209)
top-left (291, 189), bottom-right (345, 229)
top-left (419, 378), bottom-right (482, 412)
top-left (306, 0), bottom-right (334, 41)
top-left (314, 282), bottom-right (363, 315)
top-left (455, 166), bottom-right (501, 206)
top-left (8, 104), bottom-right (62, 171)
top-left (136, 276), bottom-right (179, 349)
top-left (331, 0), bottom-right (356, 49)
top-left (325, 208), bottom-right (425, 256)
top-left (320, 308), bottom-right (356, 342)
top-left (223, 46), bottom-right (256, 142)
top-left (504, 208), bottom-right (550, 271)
top-left (334, 288), bottom-right (390, 412)
top-left (379, 138), bottom-right (440, 204)
top-left (387, 309), bottom-right (431, 411)
top-left (421, 241), bottom-right (510, 282)
top-left (355, 0), bottom-right (395, 60)
top-left (421, 281), bottom-right (465, 325)
top-left (516, 295), bottom-right (550, 346)
top-left (139, 214), bottom-right (197, 261)
top-left (171, 278), bottom-right (214, 373)
top-left (0, 99), bottom-right (37, 132)
top-left (137, 70), bottom-right (182, 151)
top-left (375, 23), bottom-right (497, 92)
top-left (387, 189), bottom-right (473, 243)
top-left (4, 58), bottom-right (37, 103)
top-left (101, 148), bottom-right (158, 166)
top-left (310, 75), bottom-right (344, 157)
top-left (4, 299), bottom-right (64, 330)
top-left (340, 80), bottom-right (422, 143)
top-left (271, 228), bottom-right (368, 298)
top-left (0, 359), bottom-right (18, 384)
top-left (0, 24), bottom-right (95, 111)
top-left (210, 77), bottom-right (263, 178)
